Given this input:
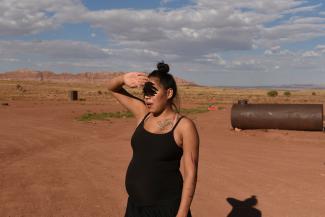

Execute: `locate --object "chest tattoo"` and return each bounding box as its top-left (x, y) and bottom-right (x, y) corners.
top-left (157, 119), bottom-right (174, 131)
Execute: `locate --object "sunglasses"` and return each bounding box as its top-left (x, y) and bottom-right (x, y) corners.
top-left (143, 81), bottom-right (158, 96)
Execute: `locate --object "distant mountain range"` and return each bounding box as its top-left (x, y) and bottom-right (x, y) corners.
top-left (215, 84), bottom-right (325, 89)
top-left (0, 69), bottom-right (196, 86)
top-left (2, 69), bottom-right (324, 89)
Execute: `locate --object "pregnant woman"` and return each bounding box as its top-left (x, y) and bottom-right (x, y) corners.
top-left (107, 62), bottom-right (199, 217)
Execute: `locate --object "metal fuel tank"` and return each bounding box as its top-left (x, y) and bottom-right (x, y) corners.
top-left (231, 100), bottom-right (324, 131)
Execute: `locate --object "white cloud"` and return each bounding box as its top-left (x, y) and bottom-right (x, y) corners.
top-left (1, 0), bottom-right (323, 53)
top-left (284, 3), bottom-right (322, 14)
top-left (315, 44), bottom-right (325, 52)
top-left (0, 0), bottom-right (324, 85)
top-left (289, 16), bottom-right (325, 24)
top-left (302, 51), bottom-right (320, 57)
top-left (258, 22), bottom-right (325, 48)
top-left (0, 40), bottom-right (108, 60)
top-left (301, 44), bottom-right (325, 57)
top-left (264, 46), bottom-right (295, 56)
top-left (78, 0), bottom-right (325, 55)
top-left (160, 0), bottom-right (174, 5)
top-left (198, 53), bottom-right (226, 65)
top-left (80, 6), bottom-right (260, 56)
top-left (195, 0), bottom-right (304, 14)
top-left (0, 0), bottom-right (86, 36)
top-left (0, 39), bottom-right (173, 72)
top-left (0, 57), bottom-right (19, 62)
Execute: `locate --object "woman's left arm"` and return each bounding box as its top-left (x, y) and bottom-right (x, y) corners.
top-left (176, 118), bottom-right (200, 217)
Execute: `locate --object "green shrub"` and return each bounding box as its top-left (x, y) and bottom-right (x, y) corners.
top-left (180, 107), bottom-right (208, 115)
top-left (77, 111), bottom-right (133, 121)
top-left (267, 90), bottom-right (278, 97)
top-left (283, 91), bottom-right (291, 96)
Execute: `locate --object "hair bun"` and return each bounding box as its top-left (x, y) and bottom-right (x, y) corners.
top-left (157, 61), bottom-right (169, 74)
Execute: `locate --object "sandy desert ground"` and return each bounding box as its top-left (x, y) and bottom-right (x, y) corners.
top-left (1, 79), bottom-right (325, 217)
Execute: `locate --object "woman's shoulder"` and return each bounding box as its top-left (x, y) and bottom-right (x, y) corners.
top-left (177, 115), bottom-right (197, 130)
top-left (175, 115), bottom-right (199, 143)
top-left (135, 111), bottom-right (150, 126)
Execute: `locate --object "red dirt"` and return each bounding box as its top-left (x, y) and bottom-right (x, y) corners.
top-left (1, 100), bottom-right (325, 217)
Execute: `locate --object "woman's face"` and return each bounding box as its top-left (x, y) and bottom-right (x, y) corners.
top-left (143, 77), bottom-right (172, 114)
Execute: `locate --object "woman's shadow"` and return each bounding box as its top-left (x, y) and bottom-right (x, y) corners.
top-left (226, 195), bottom-right (262, 217)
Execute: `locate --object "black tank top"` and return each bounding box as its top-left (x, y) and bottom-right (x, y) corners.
top-left (125, 113), bottom-right (184, 206)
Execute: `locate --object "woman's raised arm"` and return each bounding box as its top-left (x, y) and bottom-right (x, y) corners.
top-left (107, 72), bottom-right (148, 122)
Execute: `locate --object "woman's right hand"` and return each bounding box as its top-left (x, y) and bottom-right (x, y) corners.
top-left (123, 72), bottom-right (148, 88)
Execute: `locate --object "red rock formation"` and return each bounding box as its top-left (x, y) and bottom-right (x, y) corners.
top-left (0, 69), bottom-right (196, 85)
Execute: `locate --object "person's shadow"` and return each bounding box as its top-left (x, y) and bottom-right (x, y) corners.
top-left (226, 195), bottom-right (262, 217)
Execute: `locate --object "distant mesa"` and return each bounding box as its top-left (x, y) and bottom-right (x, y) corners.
top-left (0, 69), bottom-right (196, 86)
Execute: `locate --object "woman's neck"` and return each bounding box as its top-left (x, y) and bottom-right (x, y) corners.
top-left (152, 106), bottom-right (175, 119)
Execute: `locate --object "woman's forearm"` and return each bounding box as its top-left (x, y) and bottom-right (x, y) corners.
top-left (177, 172), bottom-right (197, 217)
top-left (107, 74), bottom-right (125, 91)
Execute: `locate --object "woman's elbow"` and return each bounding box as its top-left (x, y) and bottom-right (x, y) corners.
top-left (183, 166), bottom-right (198, 181)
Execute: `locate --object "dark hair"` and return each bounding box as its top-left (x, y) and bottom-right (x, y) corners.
top-left (149, 61), bottom-right (180, 112)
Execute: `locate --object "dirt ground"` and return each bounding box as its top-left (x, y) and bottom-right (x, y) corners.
top-left (1, 99), bottom-right (324, 217)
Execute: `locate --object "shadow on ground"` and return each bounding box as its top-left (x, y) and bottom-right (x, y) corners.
top-left (226, 195), bottom-right (262, 217)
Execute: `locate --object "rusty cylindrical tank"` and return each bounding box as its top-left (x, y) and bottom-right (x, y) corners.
top-left (69, 90), bottom-right (78, 101)
top-left (231, 100), bottom-right (324, 131)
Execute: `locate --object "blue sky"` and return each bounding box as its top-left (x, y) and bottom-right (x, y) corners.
top-left (0, 0), bottom-right (324, 86)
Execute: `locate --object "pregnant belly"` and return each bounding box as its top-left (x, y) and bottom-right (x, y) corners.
top-left (125, 159), bottom-right (183, 206)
